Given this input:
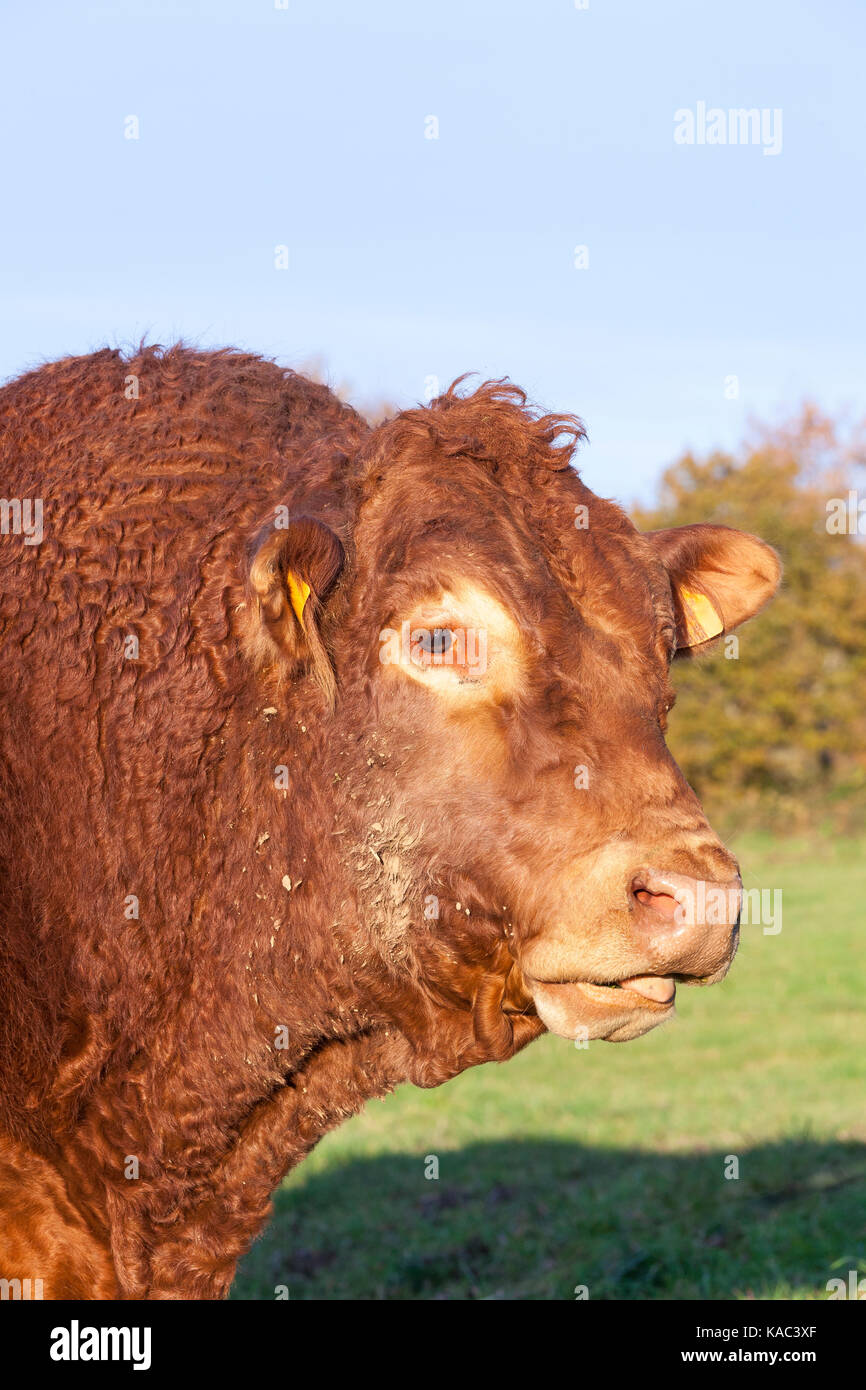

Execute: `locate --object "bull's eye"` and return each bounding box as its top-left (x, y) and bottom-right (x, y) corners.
top-left (415, 628), bottom-right (453, 657)
top-left (410, 626), bottom-right (459, 670)
top-left (379, 583), bottom-right (523, 698)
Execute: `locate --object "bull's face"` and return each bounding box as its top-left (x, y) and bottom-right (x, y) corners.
top-left (247, 384), bottom-right (780, 1048)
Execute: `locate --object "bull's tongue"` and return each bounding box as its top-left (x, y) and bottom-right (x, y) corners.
top-left (619, 975), bottom-right (675, 1003)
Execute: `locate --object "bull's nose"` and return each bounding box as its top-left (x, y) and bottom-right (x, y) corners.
top-left (627, 867), bottom-right (742, 978)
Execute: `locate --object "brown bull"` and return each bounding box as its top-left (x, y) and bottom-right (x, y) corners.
top-left (0, 346), bottom-right (780, 1298)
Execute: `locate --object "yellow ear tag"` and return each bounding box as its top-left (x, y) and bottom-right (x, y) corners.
top-left (679, 586), bottom-right (724, 645)
top-left (286, 573), bottom-right (311, 627)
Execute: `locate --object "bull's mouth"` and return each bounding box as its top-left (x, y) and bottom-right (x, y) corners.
top-left (530, 974), bottom-right (677, 1008)
top-left (526, 973), bottom-right (681, 1044)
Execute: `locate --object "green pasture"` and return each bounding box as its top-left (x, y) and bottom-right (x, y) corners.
top-left (233, 833), bottom-right (866, 1300)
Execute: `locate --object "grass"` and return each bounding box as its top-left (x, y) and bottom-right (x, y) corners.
top-left (232, 833), bottom-right (866, 1300)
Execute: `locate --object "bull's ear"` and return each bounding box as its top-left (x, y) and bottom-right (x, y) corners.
top-left (246, 516), bottom-right (345, 701)
top-left (647, 523), bottom-right (781, 653)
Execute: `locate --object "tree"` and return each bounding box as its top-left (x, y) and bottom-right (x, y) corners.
top-left (633, 407), bottom-right (866, 833)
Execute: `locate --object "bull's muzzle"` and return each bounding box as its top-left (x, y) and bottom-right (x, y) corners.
top-left (525, 866), bottom-right (742, 1043)
top-left (627, 867), bottom-right (742, 983)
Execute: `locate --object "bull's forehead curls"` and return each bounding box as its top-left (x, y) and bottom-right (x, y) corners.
top-left (356, 377), bottom-right (586, 496)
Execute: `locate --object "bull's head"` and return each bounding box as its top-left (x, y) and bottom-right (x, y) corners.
top-left (246, 382), bottom-right (780, 1062)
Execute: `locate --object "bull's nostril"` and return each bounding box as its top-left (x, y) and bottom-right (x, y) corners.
top-left (633, 886), bottom-right (679, 920)
top-left (626, 867), bottom-right (742, 979)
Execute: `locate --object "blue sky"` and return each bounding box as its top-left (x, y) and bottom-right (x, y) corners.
top-left (1, 0), bottom-right (863, 503)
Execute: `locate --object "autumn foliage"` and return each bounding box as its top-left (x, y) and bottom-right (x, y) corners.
top-left (635, 407), bottom-right (866, 832)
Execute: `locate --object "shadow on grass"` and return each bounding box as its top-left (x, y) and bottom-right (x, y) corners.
top-left (231, 1137), bottom-right (866, 1300)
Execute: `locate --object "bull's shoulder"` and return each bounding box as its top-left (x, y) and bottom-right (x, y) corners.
top-left (0, 344), bottom-right (365, 498)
